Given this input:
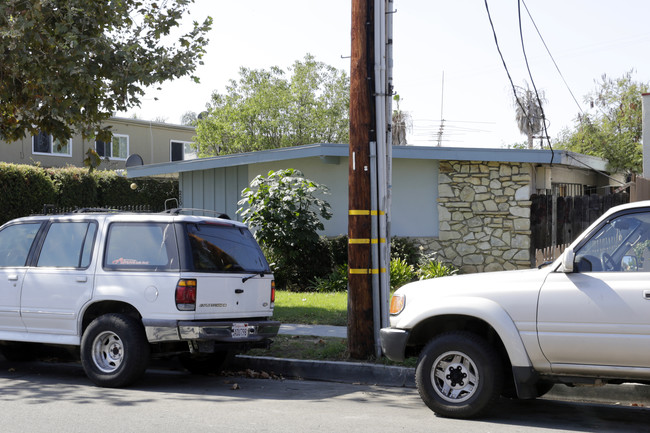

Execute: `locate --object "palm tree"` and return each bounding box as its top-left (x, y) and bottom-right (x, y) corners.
top-left (392, 94), bottom-right (412, 145)
top-left (514, 83), bottom-right (545, 149)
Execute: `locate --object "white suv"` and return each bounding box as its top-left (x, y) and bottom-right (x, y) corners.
top-left (0, 209), bottom-right (278, 387)
top-left (381, 200), bottom-right (650, 418)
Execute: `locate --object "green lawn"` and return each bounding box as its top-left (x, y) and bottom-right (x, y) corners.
top-left (262, 290), bottom-right (416, 366)
top-left (272, 290), bottom-right (347, 326)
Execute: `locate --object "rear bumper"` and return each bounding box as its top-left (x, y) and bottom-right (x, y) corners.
top-left (379, 327), bottom-right (410, 362)
top-left (143, 319), bottom-right (281, 343)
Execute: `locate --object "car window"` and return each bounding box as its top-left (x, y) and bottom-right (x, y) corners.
top-left (186, 223), bottom-right (270, 273)
top-left (575, 212), bottom-right (650, 272)
top-left (0, 223), bottom-right (42, 267)
top-left (37, 221), bottom-right (97, 268)
top-left (104, 222), bottom-right (179, 271)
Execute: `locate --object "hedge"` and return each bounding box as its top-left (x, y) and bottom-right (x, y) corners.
top-left (0, 163), bottom-right (178, 226)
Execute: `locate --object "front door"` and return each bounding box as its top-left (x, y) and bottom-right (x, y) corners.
top-left (538, 210), bottom-right (650, 369)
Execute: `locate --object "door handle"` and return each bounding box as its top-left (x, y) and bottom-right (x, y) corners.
top-left (644, 290), bottom-right (650, 300)
top-left (235, 289), bottom-right (244, 294)
top-left (76, 276), bottom-right (88, 283)
top-left (8, 275), bottom-right (18, 281)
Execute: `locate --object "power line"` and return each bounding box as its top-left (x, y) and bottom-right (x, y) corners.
top-left (517, 0), bottom-right (553, 159)
top-left (520, 0), bottom-right (584, 116)
top-left (483, 0), bottom-right (554, 161)
top-left (483, 0), bottom-right (532, 136)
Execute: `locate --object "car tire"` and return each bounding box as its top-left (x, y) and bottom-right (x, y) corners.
top-left (179, 351), bottom-right (231, 375)
top-left (415, 331), bottom-right (503, 419)
top-left (80, 313), bottom-right (150, 388)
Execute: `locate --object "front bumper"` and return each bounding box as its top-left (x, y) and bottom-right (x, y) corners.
top-left (379, 327), bottom-right (410, 362)
top-left (143, 319), bottom-right (281, 343)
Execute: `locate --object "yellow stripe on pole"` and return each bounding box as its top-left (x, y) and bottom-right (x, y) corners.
top-left (348, 238), bottom-right (386, 244)
top-left (349, 268), bottom-right (387, 275)
top-left (348, 210), bottom-right (386, 216)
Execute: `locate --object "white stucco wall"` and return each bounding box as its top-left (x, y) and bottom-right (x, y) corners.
top-left (250, 156), bottom-right (439, 238)
top-left (391, 158), bottom-right (439, 237)
top-left (251, 157), bottom-right (349, 236)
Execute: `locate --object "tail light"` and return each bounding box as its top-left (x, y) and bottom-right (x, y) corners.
top-left (270, 280), bottom-right (276, 307)
top-left (176, 279), bottom-right (197, 311)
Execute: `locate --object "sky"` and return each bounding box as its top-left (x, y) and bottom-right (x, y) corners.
top-left (124, 0), bottom-right (650, 149)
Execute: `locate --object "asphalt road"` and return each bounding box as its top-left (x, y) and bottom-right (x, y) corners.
top-left (0, 358), bottom-right (647, 433)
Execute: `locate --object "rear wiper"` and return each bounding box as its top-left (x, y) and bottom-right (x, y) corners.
top-left (242, 272), bottom-right (265, 283)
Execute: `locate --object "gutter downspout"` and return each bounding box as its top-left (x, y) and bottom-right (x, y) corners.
top-left (642, 93), bottom-right (650, 177)
top-left (372, 0), bottom-right (393, 358)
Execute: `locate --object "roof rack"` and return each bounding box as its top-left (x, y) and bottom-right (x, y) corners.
top-left (41, 204), bottom-right (151, 216)
top-left (71, 207), bottom-right (124, 214)
top-left (161, 208), bottom-right (231, 220)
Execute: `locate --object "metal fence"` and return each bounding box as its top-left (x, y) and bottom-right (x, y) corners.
top-left (41, 204), bottom-right (152, 215)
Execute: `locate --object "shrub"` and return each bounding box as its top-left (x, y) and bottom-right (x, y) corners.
top-left (390, 258), bottom-right (416, 290)
top-left (238, 169), bottom-right (333, 290)
top-left (310, 264), bottom-right (349, 292)
top-left (328, 235), bottom-right (349, 267)
top-left (418, 260), bottom-right (458, 280)
top-left (46, 167), bottom-right (99, 207)
top-left (0, 163), bottom-right (56, 225)
top-left (0, 164), bottom-right (178, 226)
top-left (390, 237), bottom-right (421, 267)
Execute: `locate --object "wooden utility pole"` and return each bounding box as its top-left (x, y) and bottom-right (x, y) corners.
top-left (348, 0), bottom-right (375, 359)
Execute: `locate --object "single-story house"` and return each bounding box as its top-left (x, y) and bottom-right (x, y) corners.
top-left (127, 143), bottom-right (622, 273)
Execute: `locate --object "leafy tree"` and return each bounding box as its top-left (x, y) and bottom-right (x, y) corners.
top-left (556, 71), bottom-right (648, 173)
top-left (237, 168), bottom-right (333, 290)
top-left (195, 54), bottom-right (349, 156)
top-left (0, 0), bottom-right (212, 154)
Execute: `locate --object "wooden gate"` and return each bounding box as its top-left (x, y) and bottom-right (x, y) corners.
top-left (530, 193), bottom-right (629, 253)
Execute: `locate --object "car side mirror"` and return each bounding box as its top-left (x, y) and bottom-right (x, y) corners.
top-left (621, 255), bottom-right (638, 272)
top-left (561, 248), bottom-right (575, 273)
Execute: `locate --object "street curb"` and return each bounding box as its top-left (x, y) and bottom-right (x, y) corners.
top-left (229, 355), bottom-right (650, 407)
top-left (229, 355), bottom-right (416, 388)
top-left (543, 382), bottom-right (650, 406)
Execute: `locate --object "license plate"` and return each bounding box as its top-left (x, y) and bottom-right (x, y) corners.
top-left (231, 323), bottom-right (248, 338)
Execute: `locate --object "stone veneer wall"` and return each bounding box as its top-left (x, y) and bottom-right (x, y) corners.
top-left (413, 160), bottom-right (533, 273)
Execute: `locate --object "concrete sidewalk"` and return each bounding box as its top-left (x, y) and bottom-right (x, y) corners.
top-left (278, 323), bottom-right (346, 338)
top-left (231, 324), bottom-right (650, 407)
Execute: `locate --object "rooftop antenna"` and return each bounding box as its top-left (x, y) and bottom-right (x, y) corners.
top-left (437, 71), bottom-right (445, 147)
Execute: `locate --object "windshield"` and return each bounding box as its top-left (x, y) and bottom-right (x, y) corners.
top-left (186, 223), bottom-right (270, 273)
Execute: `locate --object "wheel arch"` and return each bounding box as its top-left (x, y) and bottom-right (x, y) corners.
top-left (401, 297), bottom-right (532, 369)
top-left (81, 301), bottom-right (143, 335)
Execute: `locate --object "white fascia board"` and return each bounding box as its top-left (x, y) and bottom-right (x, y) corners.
top-left (127, 143), bottom-right (612, 178)
top-left (127, 143), bottom-right (348, 178)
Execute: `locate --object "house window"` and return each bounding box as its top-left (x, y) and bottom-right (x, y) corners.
top-left (96, 134), bottom-right (128, 160)
top-left (32, 131), bottom-right (72, 157)
top-left (171, 141), bottom-right (197, 161)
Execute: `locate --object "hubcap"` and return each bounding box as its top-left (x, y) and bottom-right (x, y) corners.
top-left (431, 350), bottom-right (479, 403)
top-left (92, 330), bottom-right (124, 373)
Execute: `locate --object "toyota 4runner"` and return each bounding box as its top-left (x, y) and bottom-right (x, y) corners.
top-left (381, 200), bottom-right (650, 418)
top-left (0, 209), bottom-right (279, 387)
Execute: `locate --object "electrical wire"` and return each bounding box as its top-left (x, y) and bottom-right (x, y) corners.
top-left (483, 1), bottom-right (549, 155)
top-left (517, 0), bottom-right (554, 163)
top-left (521, 0), bottom-right (584, 116)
